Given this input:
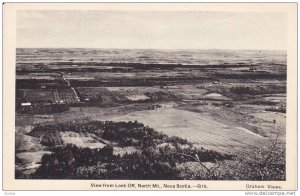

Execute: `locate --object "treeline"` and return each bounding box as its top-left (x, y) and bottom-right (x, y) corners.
top-left (16, 79), bottom-right (68, 89)
top-left (69, 77), bottom-right (214, 87)
top-left (230, 85), bottom-right (286, 95)
top-left (214, 72), bottom-right (286, 80)
top-left (17, 62), bottom-right (266, 73)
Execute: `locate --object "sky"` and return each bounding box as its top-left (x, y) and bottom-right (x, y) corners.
top-left (17, 11), bottom-right (287, 50)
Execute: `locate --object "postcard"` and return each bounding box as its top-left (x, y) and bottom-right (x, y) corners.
top-left (2, 2), bottom-right (297, 191)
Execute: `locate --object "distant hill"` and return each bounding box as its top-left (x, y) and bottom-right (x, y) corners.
top-left (16, 48), bottom-right (287, 66)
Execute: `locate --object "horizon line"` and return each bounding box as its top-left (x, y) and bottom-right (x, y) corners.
top-left (16, 47), bottom-right (287, 52)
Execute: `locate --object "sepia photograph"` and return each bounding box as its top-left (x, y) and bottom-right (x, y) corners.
top-left (3, 3), bottom-right (297, 191)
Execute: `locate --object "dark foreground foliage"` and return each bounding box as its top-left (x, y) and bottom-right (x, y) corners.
top-left (33, 144), bottom-right (181, 179)
top-left (20, 120), bottom-right (285, 180)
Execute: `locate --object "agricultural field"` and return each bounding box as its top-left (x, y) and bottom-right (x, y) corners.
top-left (53, 88), bottom-right (79, 104)
top-left (15, 48), bottom-right (287, 180)
top-left (60, 131), bottom-right (106, 149)
top-left (18, 89), bottom-right (55, 104)
top-left (17, 88), bottom-right (79, 107)
top-left (76, 87), bottom-right (127, 105)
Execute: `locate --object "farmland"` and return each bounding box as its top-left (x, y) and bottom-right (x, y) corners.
top-left (15, 48), bottom-right (286, 180)
top-left (76, 87), bottom-right (127, 105)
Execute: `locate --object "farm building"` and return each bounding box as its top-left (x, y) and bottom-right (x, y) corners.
top-left (21, 102), bottom-right (31, 107)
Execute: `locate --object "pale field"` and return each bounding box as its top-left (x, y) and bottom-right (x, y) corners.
top-left (126, 94), bottom-right (150, 101)
top-left (203, 93), bottom-right (231, 100)
top-left (106, 86), bottom-right (161, 94)
top-left (16, 75), bottom-right (57, 80)
top-left (16, 134), bottom-right (44, 152)
top-left (66, 77), bottom-right (95, 80)
top-left (60, 131), bottom-right (106, 149)
top-left (17, 151), bottom-right (52, 164)
top-left (98, 107), bottom-right (268, 155)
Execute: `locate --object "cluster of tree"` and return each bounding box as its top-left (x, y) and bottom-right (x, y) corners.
top-left (32, 144), bottom-right (181, 180)
top-left (230, 85), bottom-right (286, 96)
